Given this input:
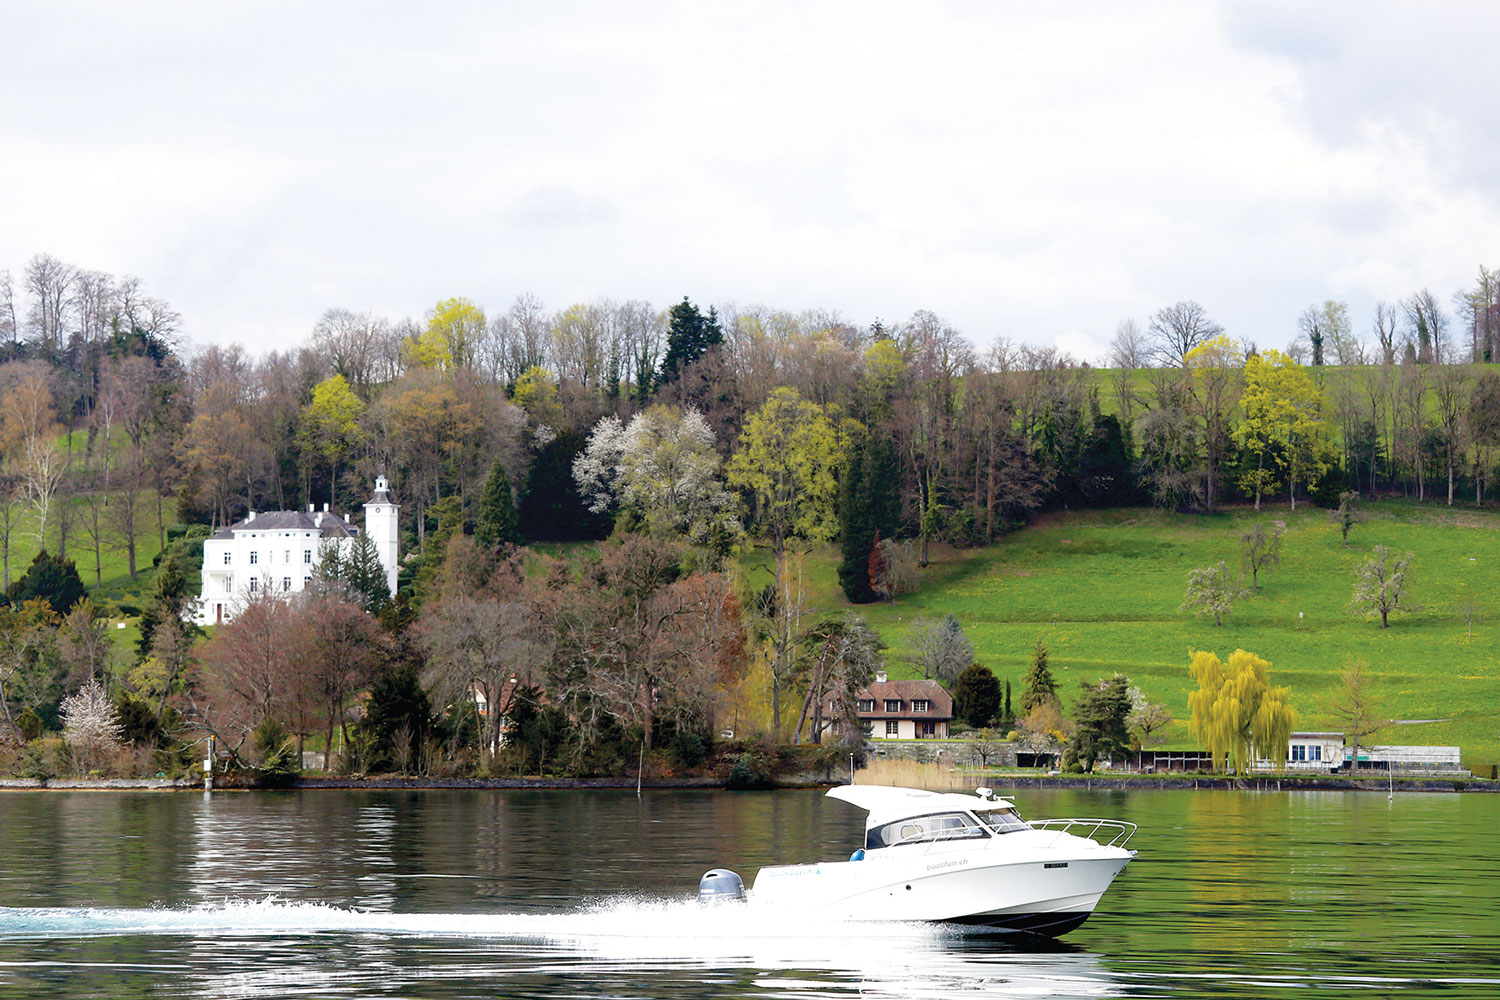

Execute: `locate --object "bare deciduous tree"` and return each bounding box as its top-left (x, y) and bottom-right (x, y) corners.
top-left (1240, 521), bottom-right (1283, 590)
top-left (1148, 300), bottom-right (1223, 368)
top-left (1325, 661), bottom-right (1387, 772)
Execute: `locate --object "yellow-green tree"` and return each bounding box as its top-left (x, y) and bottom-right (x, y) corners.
top-left (1234, 349), bottom-right (1328, 510)
top-left (408, 296), bottom-right (485, 371)
top-left (727, 388), bottom-right (843, 736)
top-left (1188, 648), bottom-right (1296, 774)
top-left (728, 387), bottom-right (842, 561)
top-left (300, 374), bottom-right (366, 503)
top-left (510, 366), bottom-right (563, 430)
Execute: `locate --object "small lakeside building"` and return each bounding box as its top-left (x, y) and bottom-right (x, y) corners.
top-left (1263, 731), bottom-right (1465, 776)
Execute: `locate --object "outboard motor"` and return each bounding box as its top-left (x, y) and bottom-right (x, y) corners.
top-left (698, 868), bottom-right (746, 904)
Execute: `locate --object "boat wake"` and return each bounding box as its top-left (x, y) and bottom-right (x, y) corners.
top-left (0, 896), bottom-right (959, 949)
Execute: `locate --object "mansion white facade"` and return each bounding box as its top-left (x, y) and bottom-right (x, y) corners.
top-left (195, 476), bottom-right (400, 625)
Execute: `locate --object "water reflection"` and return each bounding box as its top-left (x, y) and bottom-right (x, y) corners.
top-left (3, 788), bottom-right (1499, 1000)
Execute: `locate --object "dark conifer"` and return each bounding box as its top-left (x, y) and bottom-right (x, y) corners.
top-left (1019, 638), bottom-right (1060, 716)
top-left (474, 459), bottom-right (520, 551)
top-left (656, 297), bottom-right (723, 388)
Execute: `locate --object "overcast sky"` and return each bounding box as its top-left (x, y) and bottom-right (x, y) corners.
top-left (4, 1), bottom-right (1498, 362)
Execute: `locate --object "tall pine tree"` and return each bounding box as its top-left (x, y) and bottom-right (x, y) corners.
top-left (838, 438), bottom-right (874, 602)
top-left (837, 433), bottom-right (902, 603)
top-left (656, 297), bottom-right (722, 388)
top-left (1019, 638), bottom-right (1060, 716)
top-left (474, 459), bottom-right (520, 551)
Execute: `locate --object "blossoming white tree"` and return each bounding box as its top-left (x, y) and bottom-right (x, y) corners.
top-left (60, 679), bottom-right (123, 773)
top-left (573, 406), bottom-right (740, 546)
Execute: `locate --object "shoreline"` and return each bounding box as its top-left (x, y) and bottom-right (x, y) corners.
top-left (2, 773), bottom-right (1494, 793)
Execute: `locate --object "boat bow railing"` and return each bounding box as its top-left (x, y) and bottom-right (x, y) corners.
top-left (1027, 817), bottom-right (1137, 849)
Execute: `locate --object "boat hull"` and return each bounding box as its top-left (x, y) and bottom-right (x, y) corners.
top-left (750, 842), bottom-right (1132, 937)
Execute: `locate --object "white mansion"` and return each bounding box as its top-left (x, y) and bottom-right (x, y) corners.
top-left (194, 476), bottom-right (400, 625)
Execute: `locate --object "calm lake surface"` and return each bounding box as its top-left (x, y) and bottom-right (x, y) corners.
top-left (1, 786), bottom-right (1496, 999)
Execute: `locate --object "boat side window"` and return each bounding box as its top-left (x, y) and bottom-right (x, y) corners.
top-left (977, 807), bottom-right (1031, 834)
top-left (866, 812), bottom-right (989, 849)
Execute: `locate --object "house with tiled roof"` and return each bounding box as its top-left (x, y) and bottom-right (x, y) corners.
top-left (854, 672), bottom-right (953, 740)
top-left (194, 476), bottom-right (399, 625)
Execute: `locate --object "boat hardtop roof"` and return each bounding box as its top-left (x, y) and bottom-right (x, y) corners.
top-left (827, 784), bottom-right (1018, 828)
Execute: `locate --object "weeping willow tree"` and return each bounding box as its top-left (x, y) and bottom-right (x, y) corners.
top-left (1188, 648), bottom-right (1297, 774)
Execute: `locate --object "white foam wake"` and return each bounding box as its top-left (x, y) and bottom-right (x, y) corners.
top-left (0, 896), bottom-right (951, 950)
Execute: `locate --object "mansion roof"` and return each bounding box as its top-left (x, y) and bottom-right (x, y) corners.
top-left (210, 510), bottom-right (359, 540)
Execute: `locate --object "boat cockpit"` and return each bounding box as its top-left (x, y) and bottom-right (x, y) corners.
top-left (864, 804), bottom-right (1031, 849)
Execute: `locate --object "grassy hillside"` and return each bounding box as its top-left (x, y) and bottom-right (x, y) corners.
top-left (767, 501), bottom-right (1500, 770)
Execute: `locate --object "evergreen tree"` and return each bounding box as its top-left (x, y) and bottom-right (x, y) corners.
top-left (518, 430), bottom-right (613, 541)
top-left (1003, 679), bottom-right (1013, 727)
top-left (8, 551), bottom-right (87, 617)
top-left (1019, 638), bottom-right (1060, 716)
top-left (953, 662), bottom-right (1001, 727)
top-left (474, 458), bottom-right (520, 550)
top-left (838, 433), bottom-right (903, 603)
top-left (361, 661), bottom-right (433, 770)
top-left (838, 438), bottom-right (874, 602)
top-left (344, 532), bottom-right (392, 612)
top-left (1072, 674), bottom-right (1132, 771)
top-left (656, 297), bottom-right (722, 388)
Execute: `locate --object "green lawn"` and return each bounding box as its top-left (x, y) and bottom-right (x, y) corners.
top-left (773, 501), bottom-right (1500, 771)
top-left (3, 491), bottom-right (168, 606)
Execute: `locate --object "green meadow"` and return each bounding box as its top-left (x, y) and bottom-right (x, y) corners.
top-left (767, 501), bottom-right (1500, 771)
top-left (2, 490), bottom-right (169, 605)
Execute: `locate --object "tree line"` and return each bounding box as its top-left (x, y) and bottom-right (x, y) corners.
top-left (1, 249), bottom-right (1498, 776)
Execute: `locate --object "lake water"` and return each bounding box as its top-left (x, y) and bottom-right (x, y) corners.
top-left (0, 786), bottom-right (1496, 999)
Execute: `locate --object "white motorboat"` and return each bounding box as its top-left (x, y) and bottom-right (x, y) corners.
top-left (700, 785), bottom-right (1136, 936)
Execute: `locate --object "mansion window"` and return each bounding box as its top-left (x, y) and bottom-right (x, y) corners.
top-left (884, 699), bottom-right (901, 713)
top-left (249, 578), bottom-right (258, 592)
top-left (1292, 745), bottom-right (1322, 762)
top-left (223, 552), bottom-right (231, 565)
top-left (912, 699), bottom-right (930, 713)
top-left (250, 551), bottom-right (258, 565)
top-left (282, 577), bottom-right (291, 592)
top-left (303, 550), bottom-right (312, 564)
top-left (284, 550), bottom-right (291, 563)
top-left (885, 721), bottom-right (899, 737)
top-left (858, 699), bottom-right (875, 713)
top-left (224, 579), bottom-right (232, 593)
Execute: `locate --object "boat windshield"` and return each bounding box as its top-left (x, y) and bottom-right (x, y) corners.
top-left (866, 811), bottom-right (990, 849)
top-left (976, 807), bottom-right (1030, 834)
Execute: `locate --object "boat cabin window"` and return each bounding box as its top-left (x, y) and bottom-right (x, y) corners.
top-left (976, 807), bottom-right (1030, 834)
top-left (866, 811), bottom-right (989, 849)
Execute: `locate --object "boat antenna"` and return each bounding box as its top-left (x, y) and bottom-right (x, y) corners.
top-left (849, 753), bottom-right (855, 785)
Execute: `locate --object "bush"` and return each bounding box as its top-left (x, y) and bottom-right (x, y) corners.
top-left (669, 730), bottom-right (707, 770)
top-left (18, 707), bottom-right (45, 742)
top-left (20, 738), bottom-right (65, 780)
top-left (726, 754), bottom-right (767, 790)
top-left (251, 718), bottom-right (299, 786)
